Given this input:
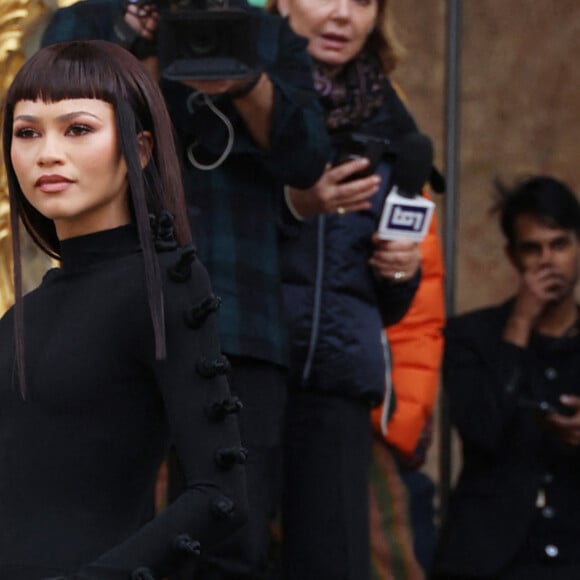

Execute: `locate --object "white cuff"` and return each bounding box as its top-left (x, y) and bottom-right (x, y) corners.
top-left (284, 185), bottom-right (304, 222)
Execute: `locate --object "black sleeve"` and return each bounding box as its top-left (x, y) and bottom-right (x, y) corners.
top-left (74, 251), bottom-right (247, 580)
top-left (443, 314), bottom-right (529, 455)
top-left (41, 0), bottom-right (156, 57)
top-left (374, 268), bottom-right (421, 327)
top-left (41, 1), bottom-right (119, 46)
top-left (259, 16), bottom-right (331, 188)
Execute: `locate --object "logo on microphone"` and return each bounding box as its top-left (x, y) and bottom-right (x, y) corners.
top-left (376, 187), bottom-right (434, 242)
top-left (387, 204), bottom-right (428, 232)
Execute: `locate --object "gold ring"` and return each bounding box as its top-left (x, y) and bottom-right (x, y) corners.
top-left (393, 271), bottom-right (405, 281)
top-left (337, 206), bottom-right (346, 216)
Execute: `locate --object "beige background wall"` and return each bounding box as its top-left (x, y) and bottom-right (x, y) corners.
top-left (392, 0), bottom-right (580, 314)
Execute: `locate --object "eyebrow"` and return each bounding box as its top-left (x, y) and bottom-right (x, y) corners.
top-left (517, 234), bottom-right (572, 247)
top-left (13, 111), bottom-right (102, 123)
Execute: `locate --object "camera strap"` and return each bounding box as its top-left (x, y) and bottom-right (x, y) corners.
top-left (186, 91), bottom-right (235, 171)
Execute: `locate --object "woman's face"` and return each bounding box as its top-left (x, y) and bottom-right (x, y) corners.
top-left (11, 98), bottom-right (130, 240)
top-left (279, 0), bottom-right (379, 69)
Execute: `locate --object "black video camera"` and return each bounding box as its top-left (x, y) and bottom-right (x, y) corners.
top-left (154, 0), bottom-right (259, 81)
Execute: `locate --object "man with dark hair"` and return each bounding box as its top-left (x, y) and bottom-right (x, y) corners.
top-left (434, 176), bottom-right (580, 579)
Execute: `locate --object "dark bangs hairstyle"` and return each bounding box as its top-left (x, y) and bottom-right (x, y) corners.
top-left (265, 0), bottom-right (404, 74)
top-left (2, 40), bottom-right (192, 396)
top-left (493, 176), bottom-right (580, 248)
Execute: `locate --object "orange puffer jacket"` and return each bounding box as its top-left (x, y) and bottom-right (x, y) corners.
top-left (371, 191), bottom-right (445, 463)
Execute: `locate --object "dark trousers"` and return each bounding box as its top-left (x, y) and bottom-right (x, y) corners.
top-left (282, 390), bottom-right (372, 580)
top-left (170, 356), bottom-right (287, 580)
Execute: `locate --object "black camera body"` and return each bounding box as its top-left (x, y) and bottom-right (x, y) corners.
top-left (156, 0), bottom-right (259, 81)
top-left (333, 132), bottom-right (392, 182)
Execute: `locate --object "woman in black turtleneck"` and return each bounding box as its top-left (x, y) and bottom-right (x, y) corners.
top-left (0, 40), bottom-right (247, 580)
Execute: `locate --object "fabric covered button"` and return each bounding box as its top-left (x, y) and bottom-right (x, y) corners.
top-left (211, 495), bottom-right (236, 519)
top-left (206, 397), bottom-right (243, 421)
top-left (151, 210), bottom-right (178, 251)
top-left (505, 367), bottom-right (521, 394)
top-left (544, 367), bottom-right (558, 380)
top-left (168, 244), bottom-right (197, 282)
top-left (173, 533), bottom-right (201, 557)
top-left (542, 506), bottom-right (555, 519)
top-left (542, 472), bottom-right (554, 485)
top-left (215, 446), bottom-right (248, 469)
top-left (131, 567), bottom-right (155, 580)
top-left (184, 295), bottom-right (222, 328)
top-left (544, 544), bottom-right (559, 558)
top-left (196, 355), bottom-right (231, 378)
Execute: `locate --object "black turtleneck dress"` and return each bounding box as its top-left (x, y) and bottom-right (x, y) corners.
top-left (0, 225), bottom-right (247, 580)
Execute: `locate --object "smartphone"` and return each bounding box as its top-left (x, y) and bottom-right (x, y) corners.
top-left (333, 133), bottom-right (391, 181)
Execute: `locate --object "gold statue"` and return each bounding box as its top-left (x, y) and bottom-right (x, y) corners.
top-left (0, 0), bottom-right (77, 315)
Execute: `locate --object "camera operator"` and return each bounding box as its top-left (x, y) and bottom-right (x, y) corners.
top-left (434, 176), bottom-right (580, 580)
top-left (41, 2), bottom-right (331, 579)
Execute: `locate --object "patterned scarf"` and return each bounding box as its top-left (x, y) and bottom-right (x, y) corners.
top-left (313, 49), bottom-right (386, 132)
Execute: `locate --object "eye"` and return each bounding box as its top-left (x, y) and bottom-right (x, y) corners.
top-left (66, 123), bottom-right (93, 136)
top-left (552, 237), bottom-right (570, 250)
top-left (13, 127), bottom-right (39, 139)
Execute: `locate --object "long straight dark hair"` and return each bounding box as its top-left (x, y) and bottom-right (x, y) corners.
top-left (2, 40), bottom-right (192, 397)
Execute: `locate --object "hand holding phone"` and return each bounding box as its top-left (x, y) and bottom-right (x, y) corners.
top-left (333, 133), bottom-right (390, 182)
top-left (543, 395), bottom-right (580, 447)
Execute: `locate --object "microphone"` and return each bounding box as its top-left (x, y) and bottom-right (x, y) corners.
top-left (376, 132), bottom-right (435, 242)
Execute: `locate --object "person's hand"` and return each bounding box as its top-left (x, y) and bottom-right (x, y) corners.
top-left (286, 161), bottom-right (381, 218)
top-left (180, 70), bottom-right (265, 97)
top-left (513, 264), bottom-right (565, 325)
top-left (368, 237), bottom-right (421, 283)
top-left (124, 1), bottom-right (159, 41)
top-left (504, 264), bottom-right (566, 346)
top-left (544, 395), bottom-right (580, 446)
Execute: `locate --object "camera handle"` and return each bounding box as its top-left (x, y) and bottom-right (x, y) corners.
top-left (186, 91), bottom-right (235, 171)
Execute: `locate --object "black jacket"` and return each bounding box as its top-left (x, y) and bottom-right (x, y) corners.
top-left (434, 300), bottom-right (580, 577)
top-left (279, 79), bottom-right (421, 405)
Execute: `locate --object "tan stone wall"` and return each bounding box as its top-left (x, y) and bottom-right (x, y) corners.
top-left (392, 0), bottom-right (580, 313)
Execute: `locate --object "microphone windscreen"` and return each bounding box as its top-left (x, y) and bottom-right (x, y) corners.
top-left (391, 132), bottom-right (434, 197)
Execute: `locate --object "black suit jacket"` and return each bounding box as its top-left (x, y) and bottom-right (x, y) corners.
top-left (433, 300), bottom-right (580, 577)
